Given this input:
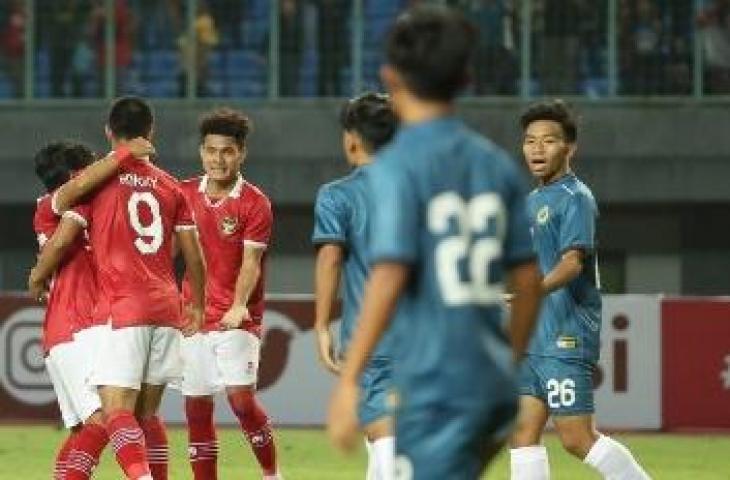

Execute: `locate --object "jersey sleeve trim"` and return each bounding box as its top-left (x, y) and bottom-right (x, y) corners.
top-left (62, 210), bottom-right (88, 228)
top-left (312, 233), bottom-right (347, 245)
top-left (175, 224), bottom-right (197, 232)
top-left (559, 243), bottom-right (594, 256)
top-left (50, 192), bottom-right (62, 216)
top-left (37, 233), bottom-right (48, 248)
top-left (243, 239), bottom-right (267, 250)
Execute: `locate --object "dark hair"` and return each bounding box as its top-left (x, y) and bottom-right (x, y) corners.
top-left (199, 108), bottom-right (251, 148)
top-left (520, 99), bottom-right (578, 142)
top-left (34, 141), bottom-right (95, 192)
top-left (340, 92), bottom-right (397, 153)
top-left (385, 5), bottom-right (476, 101)
top-left (107, 96), bottom-right (154, 140)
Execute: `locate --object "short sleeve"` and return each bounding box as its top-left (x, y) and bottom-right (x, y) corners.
top-left (63, 203), bottom-right (91, 228)
top-left (502, 164), bottom-right (536, 266)
top-left (243, 195), bottom-right (273, 249)
top-left (311, 185), bottom-right (348, 246)
top-left (174, 188), bottom-right (196, 232)
top-left (559, 192), bottom-right (596, 254)
top-left (366, 160), bottom-right (419, 264)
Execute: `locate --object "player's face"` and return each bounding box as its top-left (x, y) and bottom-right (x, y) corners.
top-left (200, 134), bottom-right (245, 183)
top-left (522, 120), bottom-right (575, 183)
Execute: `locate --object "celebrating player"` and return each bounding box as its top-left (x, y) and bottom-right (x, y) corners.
top-left (178, 108), bottom-right (281, 480)
top-left (30, 141), bottom-right (109, 480)
top-left (508, 100), bottom-right (651, 479)
top-left (327, 6), bottom-right (543, 479)
top-left (312, 92), bottom-right (398, 479)
top-left (37, 96), bottom-right (206, 480)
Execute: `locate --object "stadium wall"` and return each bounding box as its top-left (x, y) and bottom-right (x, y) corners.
top-left (1, 293), bottom-right (728, 431)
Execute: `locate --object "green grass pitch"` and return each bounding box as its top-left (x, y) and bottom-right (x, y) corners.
top-left (0, 426), bottom-right (728, 479)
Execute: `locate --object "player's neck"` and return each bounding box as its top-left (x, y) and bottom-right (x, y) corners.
top-left (539, 166), bottom-right (571, 186)
top-left (398, 98), bottom-right (454, 125)
top-left (206, 175), bottom-right (239, 198)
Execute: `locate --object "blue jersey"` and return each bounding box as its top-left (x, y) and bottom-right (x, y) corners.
top-left (312, 167), bottom-right (394, 359)
top-left (366, 117), bottom-right (534, 409)
top-left (526, 173), bottom-right (602, 362)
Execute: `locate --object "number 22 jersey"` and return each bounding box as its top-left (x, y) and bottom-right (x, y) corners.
top-left (60, 160), bottom-right (196, 329)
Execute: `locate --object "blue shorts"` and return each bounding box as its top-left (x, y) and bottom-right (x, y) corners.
top-left (358, 358), bottom-right (392, 427)
top-left (519, 354), bottom-right (595, 416)
top-left (394, 399), bottom-right (517, 479)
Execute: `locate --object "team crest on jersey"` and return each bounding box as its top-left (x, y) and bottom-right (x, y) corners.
top-left (220, 216), bottom-right (238, 236)
top-left (536, 205), bottom-right (550, 225)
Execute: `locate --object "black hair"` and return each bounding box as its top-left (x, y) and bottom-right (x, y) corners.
top-left (34, 141), bottom-right (95, 192)
top-left (385, 5), bottom-right (476, 101)
top-left (107, 96), bottom-right (154, 140)
top-left (199, 107), bottom-right (251, 149)
top-left (520, 99), bottom-right (578, 142)
top-left (340, 92), bottom-right (397, 153)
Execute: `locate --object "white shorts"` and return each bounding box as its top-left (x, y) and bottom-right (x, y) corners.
top-left (89, 324), bottom-right (182, 390)
top-left (46, 332), bottom-right (103, 428)
top-left (180, 329), bottom-right (260, 396)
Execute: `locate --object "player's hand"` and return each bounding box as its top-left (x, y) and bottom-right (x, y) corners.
top-left (181, 304), bottom-right (204, 337)
top-left (124, 137), bottom-right (156, 160)
top-left (327, 378), bottom-right (360, 452)
top-left (28, 269), bottom-right (49, 304)
top-left (315, 327), bottom-right (340, 375)
top-left (220, 304), bottom-right (249, 330)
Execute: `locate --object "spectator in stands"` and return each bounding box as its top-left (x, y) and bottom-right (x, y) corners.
top-left (46, 0), bottom-right (90, 97)
top-left (620, 0), bottom-right (665, 95)
top-left (208, 0), bottom-right (245, 48)
top-left (452, 0), bottom-right (518, 95)
top-left (698, 0), bottom-right (730, 94)
top-left (314, 0), bottom-right (349, 96)
top-left (177, 0), bottom-right (219, 97)
top-left (279, 0), bottom-right (304, 96)
top-left (0, 0), bottom-right (25, 98)
top-left (91, 0), bottom-right (133, 95)
top-left (536, 0), bottom-right (585, 94)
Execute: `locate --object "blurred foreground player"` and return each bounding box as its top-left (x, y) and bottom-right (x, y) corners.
top-left (327, 6), bottom-right (542, 479)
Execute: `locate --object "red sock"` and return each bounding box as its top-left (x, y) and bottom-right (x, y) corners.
top-left (54, 431), bottom-right (78, 480)
top-left (139, 415), bottom-right (169, 480)
top-left (228, 391), bottom-right (278, 475)
top-left (65, 422), bottom-right (109, 480)
top-left (106, 410), bottom-right (150, 479)
top-left (185, 397), bottom-right (218, 480)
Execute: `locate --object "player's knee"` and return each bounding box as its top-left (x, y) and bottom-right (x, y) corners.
top-left (185, 396), bottom-right (215, 423)
top-left (85, 410), bottom-right (105, 426)
top-left (558, 429), bottom-right (595, 459)
top-left (510, 417), bottom-right (542, 447)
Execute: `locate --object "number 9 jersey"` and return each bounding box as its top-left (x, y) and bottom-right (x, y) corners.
top-left (58, 160), bottom-right (196, 329)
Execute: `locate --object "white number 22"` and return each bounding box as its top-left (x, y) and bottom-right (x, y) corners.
top-left (428, 192), bottom-right (506, 306)
top-left (127, 192), bottom-right (163, 254)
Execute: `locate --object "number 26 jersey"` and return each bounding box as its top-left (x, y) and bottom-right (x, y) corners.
top-left (64, 160), bottom-right (196, 329)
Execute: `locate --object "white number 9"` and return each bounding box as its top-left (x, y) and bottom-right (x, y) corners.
top-left (127, 192), bottom-right (163, 254)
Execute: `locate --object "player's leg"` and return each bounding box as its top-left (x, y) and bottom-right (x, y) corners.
top-left (550, 359), bottom-right (651, 479)
top-left (364, 438), bottom-right (378, 480)
top-left (510, 356), bottom-right (551, 480)
top-left (91, 324), bottom-right (153, 480)
top-left (216, 329), bottom-right (281, 478)
top-left (64, 326), bottom-right (111, 480)
top-left (137, 325), bottom-right (186, 480)
top-left (359, 359), bottom-right (395, 480)
top-left (181, 333), bottom-right (220, 480)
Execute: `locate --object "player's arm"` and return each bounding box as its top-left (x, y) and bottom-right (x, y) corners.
top-left (52, 138), bottom-right (155, 214)
top-left (177, 228), bottom-right (206, 336)
top-left (506, 260), bottom-right (542, 362)
top-left (314, 243), bottom-right (344, 374)
top-left (220, 244), bottom-right (266, 330)
top-left (328, 261), bottom-right (409, 451)
top-left (541, 248), bottom-right (584, 294)
top-left (28, 215), bottom-right (84, 302)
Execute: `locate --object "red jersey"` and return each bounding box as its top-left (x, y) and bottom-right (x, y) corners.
top-left (33, 195), bottom-right (97, 353)
top-left (180, 175), bottom-right (272, 336)
top-left (63, 161), bottom-right (195, 329)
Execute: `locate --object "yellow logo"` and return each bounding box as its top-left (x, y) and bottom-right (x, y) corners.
top-left (537, 205), bottom-right (550, 225)
top-left (220, 216), bottom-right (238, 236)
top-left (556, 336), bottom-right (577, 349)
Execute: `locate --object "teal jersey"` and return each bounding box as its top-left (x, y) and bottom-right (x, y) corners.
top-left (526, 173), bottom-right (602, 361)
top-left (366, 117), bottom-right (534, 409)
top-left (312, 167), bottom-right (394, 359)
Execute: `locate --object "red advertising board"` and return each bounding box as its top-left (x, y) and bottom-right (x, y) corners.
top-left (662, 298), bottom-right (730, 430)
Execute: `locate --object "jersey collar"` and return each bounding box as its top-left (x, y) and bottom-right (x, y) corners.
top-left (198, 173), bottom-right (245, 199)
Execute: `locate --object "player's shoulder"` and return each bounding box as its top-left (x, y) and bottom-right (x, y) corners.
top-left (180, 175), bottom-right (203, 191)
top-left (33, 194), bottom-right (53, 223)
top-left (240, 179), bottom-right (271, 210)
